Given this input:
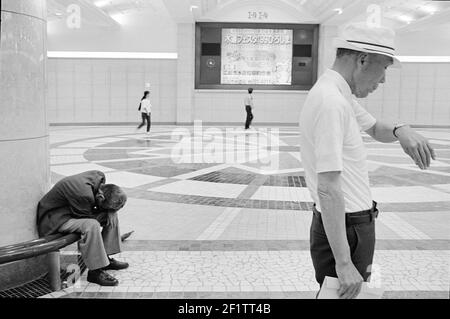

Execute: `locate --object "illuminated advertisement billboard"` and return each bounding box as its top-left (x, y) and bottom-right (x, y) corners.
top-left (221, 28), bottom-right (293, 85)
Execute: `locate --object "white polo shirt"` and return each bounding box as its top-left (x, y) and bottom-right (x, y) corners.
top-left (140, 99), bottom-right (152, 113)
top-left (299, 69), bottom-right (376, 213)
top-left (244, 94), bottom-right (254, 107)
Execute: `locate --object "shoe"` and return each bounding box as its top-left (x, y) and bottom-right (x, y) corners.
top-left (87, 269), bottom-right (119, 286)
top-left (103, 257), bottom-right (129, 270)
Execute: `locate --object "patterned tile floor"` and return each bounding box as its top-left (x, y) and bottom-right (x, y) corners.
top-left (40, 125), bottom-right (450, 299)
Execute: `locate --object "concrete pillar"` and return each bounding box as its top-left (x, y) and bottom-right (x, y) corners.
top-left (0, 0), bottom-right (50, 290)
top-left (318, 25), bottom-right (339, 76)
top-left (176, 23), bottom-right (195, 125)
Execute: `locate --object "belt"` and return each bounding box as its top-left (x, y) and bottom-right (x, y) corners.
top-left (313, 201), bottom-right (379, 226)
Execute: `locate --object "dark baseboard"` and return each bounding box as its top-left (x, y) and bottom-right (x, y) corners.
top-left (49, 122), bottom-right (300, 127)
top-left (49, 122), bottom-right (176, 126)
top-left (409, 125), bottom-right (450, 129)
top-left (48, 122), bottom-right (450, 128)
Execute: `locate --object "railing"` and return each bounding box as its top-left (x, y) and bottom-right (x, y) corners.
top-left (0, 230), bottom-right (134, 292)
top-left (0, 234), bottom-right (81, 291)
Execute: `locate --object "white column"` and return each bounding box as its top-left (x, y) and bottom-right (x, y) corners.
top-left (0, 0), bottom-right (49, 246)
top-left (318, 25), bottom-right (339, 76)
top-left (176, 23), bottom-right (195, 125)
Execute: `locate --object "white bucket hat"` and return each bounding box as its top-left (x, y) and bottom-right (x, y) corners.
top-left (333, 22), bottom-right (401, 68)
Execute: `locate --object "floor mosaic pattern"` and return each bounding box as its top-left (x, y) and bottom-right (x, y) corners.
top-left (39, 125), bottom-right (450, 299)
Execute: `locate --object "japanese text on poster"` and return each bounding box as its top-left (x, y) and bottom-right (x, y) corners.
top-left (221, 28), bottom-right (293, 85)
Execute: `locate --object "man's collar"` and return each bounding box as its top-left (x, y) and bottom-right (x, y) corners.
top-left (324, 69), bottom-right (353, 99)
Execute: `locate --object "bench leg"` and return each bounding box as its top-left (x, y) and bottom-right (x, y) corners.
top-left (48, 251), bottom-right (61, 291)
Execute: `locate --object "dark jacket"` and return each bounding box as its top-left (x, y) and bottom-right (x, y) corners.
top-left (36, 170), bottom-right (106, 237)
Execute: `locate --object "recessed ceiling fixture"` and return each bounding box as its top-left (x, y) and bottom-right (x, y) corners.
top-left (398, 14), bottom-right (413, 24)
top-left (421, 5), bottom-right (437, 15)
top-left (333, 8), bottom-right (343, 15)
top-left (110, 13), bottom-right (126, 24)
top-left (47, 51), bottom-right (178, 59)
top-left (397, 56), bottom-right (450, 63)
top-left (94, 0), bottom-right (112, 8)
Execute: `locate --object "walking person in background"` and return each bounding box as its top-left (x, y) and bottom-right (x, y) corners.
top-left (137, 90), bottom-right (152, 135)
top-left (244, 88), bottom-right (254, 130)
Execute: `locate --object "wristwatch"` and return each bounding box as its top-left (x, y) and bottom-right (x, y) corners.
top-left (393, 123), bottom-right (407, 138)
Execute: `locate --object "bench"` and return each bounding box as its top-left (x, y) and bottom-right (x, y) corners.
top-left (0, 230), bottom-right (134, 292)
top-left (0, 233), bottom-right (81, 291)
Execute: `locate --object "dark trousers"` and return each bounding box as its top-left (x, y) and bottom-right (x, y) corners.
top-left (137, 112), bottom-right (151, 132)
top-left (245, 105), bottom-right (253, 129)
top-left (310, 206), bottom-right (376, 286)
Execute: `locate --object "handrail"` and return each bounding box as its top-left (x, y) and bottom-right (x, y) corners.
top-left (0, 234), bottom-right (65, 252)
top-left (0, 234), bottom-right (80, 265)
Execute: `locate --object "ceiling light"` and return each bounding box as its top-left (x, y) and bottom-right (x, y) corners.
top-left (333, 8), bottom-right (343, 15)
top-left (190, 5), bottom-right (199, 12)
top-left (94, 0), bottom-right (111, 8)
top-left (55, 12), bottom-right (63, 16)
top-left (47, 51), bottom-right (178, 59)
top-left (110, 13), bottom-right (126, 24)
top-left (422, 5), bottom-right (437, 15)
top-left (397, 56), bottom-right (450, 63)
top-left (398, 15), bottom-right (413, 24)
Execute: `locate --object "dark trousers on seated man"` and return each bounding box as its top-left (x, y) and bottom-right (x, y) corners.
top-left (310, 202), bottom-right (378, 286)
top-left (56, 211), bottom-right (122, 271)
top-left (38, 207), bottom-right (126, 286)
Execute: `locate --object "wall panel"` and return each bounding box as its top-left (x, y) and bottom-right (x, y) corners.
top-left (47, 58), bottom-right (177, 124)
top-left (47, 59), bottom-right (449, 126)
top-left (362, 63), bottom-right (450, 126)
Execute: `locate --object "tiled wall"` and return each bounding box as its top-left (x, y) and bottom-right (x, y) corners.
top-left (47, 58), bottom-right (177, 124)
top-left (193, 63), bottom-right (450, 126)
top-left (318, 25), bottom-right (450, 127)
top-left (47, 59), bottom-right (449, 126)
top-left (359, 63), bottom-right (450, 126)
top-left (176, 23), bottom-right (196, 124)
top-left (193, 90), bottom-right (308, 124)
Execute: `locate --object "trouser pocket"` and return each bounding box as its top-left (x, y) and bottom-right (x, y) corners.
top-left (350, 221), bottom-right (376, 281)
top-left (309, 213), bottom-right (376, 284)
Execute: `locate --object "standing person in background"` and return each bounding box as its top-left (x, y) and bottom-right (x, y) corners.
top-left (137, 90), bottom-right (152, 135)
top-left (244, 88), bottom-right (254, 130)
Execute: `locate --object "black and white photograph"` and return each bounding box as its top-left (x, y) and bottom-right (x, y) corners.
top-left (0, 0), bottom-right (449, 310)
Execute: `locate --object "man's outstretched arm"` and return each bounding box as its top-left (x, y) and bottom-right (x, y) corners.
top-left (365, 121), bottom-right (436, 169)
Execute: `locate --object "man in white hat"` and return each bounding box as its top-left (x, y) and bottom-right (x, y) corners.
top-left (299, 23), bottom-right (435, 299)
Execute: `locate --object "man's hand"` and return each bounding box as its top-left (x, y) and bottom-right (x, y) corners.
top-left (104, 211), bottom-right (118, 228)
top-left (96, 211), bottom-right (118, 228)
top-left (336, 262), bottom-right (364, 299)
top-left (396, 126), bottom-right (436, 169)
